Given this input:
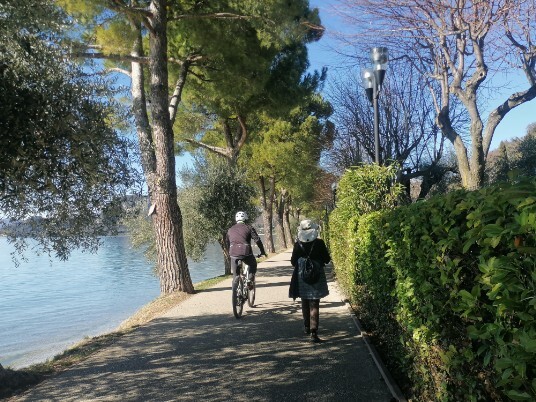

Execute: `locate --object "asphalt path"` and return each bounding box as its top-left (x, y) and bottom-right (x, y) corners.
top-left (13, 249), bottom-right (395, 401)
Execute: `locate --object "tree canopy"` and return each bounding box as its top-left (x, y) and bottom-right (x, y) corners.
top-left (179, 156), bottom-right (258, 273)
top-left (242, 93), bottom-right (333, 249)
top-left (486, 124), bottom-right (536, 184)
top-left (0, 0), bottom-right (134, 259)
top-left (57, 0), bottom-right (324, 293)
top-left (172, 3), bottom-right (325, 164)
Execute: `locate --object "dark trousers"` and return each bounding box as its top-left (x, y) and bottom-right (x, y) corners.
top-left (301, 299), bottom-right (320, 332)
top-left (230, 255), bottom-right (257, 279)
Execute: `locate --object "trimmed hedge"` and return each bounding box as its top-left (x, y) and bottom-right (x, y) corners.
top-left (330, 179), bottom-right (536, 401)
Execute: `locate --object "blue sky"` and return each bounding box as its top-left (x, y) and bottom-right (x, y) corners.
top-left (307, 0), bottom-right (536, 151)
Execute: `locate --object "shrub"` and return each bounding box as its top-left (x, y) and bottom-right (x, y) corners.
top-left (330, 178), bottom-right (536, 401)
top-left (330, 163), bottom-right (405, 298)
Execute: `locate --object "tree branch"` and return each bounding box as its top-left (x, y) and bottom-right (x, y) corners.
top-left (235, 115), bottom-right (249, 151)
top-left (223, 120), bottom-right (234, 149)
top-left (170, 12), bottom-right (253, 21)
top-left (70, 51), bottom-right (186, 66)
top-left (183, 139), bottom-right (232, 159)
top-left (107, 0), bottom-right (152, 17)
top-left (484, 84), bottom-right (536, 156)
top-left (169, 59), bottom-right (191, 126)
top-left (71, 51), bottom-right (149, 63)
top-left (301, 21), bottom-right (325, 32)
top-left (106, 0), bottom-right (155, 34)
top-left (107, 67), bottom-right (131, 77)
top-left (168, 11), bottom-right (324, 32)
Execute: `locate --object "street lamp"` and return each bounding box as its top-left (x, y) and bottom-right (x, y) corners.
top-left (331, 182), bottom-right (338, 208)
top-left (361, 47), bottom-right (388, 165)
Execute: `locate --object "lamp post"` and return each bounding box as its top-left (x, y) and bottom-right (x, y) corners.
top-left (331, 182), bottom-right (338, 209)
top-left (361, 47), bottom-right (388, 165)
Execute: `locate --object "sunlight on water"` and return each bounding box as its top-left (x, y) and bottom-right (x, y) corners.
top-left (0, 236), bottom-right (224, 369)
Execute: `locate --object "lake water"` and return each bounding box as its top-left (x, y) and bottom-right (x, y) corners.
top-left (0, 236), bottom-right (225, 369)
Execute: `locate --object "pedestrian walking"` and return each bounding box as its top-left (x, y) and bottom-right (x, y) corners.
top-left (289, 219), bottom-right (331, 343)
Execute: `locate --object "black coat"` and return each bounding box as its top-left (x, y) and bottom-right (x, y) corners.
top-left (290, 238), bottom-right (331, 266)
top-left (289, 238), bottom-right (331, 300)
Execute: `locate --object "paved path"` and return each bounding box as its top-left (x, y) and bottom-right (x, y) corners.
top-left (13, 250), bottom-right (395, 401)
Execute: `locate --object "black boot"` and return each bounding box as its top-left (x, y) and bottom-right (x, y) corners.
top-left (310, 331), bottom-right (321, 343)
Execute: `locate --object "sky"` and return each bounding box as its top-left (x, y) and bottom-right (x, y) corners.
top-left (307, 0), bottom-right (536, 152)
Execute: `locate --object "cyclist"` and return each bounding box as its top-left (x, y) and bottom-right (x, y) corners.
top-left (226, 211), bottom-right (267, 282)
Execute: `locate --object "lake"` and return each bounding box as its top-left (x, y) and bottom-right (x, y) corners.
top-left (0, 236), bottom-right (225, 369)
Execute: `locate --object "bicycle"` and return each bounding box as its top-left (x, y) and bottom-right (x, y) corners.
top-left (231, 256), bottom-right (259, 319)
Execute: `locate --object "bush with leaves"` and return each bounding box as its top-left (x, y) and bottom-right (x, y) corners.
top-left (332, 178), bottom-right (536, 401)
top-left (329, 163), bottom-right (406, 294)
top-left (179, 157), bottom-right (259, 274)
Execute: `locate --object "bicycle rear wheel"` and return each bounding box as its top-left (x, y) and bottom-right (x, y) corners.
top-left (232, 276), bottom-right (244, 318)
top-left (247, 278), bottom-right (256, 307)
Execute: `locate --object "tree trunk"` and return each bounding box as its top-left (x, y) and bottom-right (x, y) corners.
top-left (218, 235), bottom-right (231, 276)
top-left (268, 176), bottom-right (278, 252)
top-left (274, 191), bottom-right (287, 249)
top-left (152, 193), bottom-right (193, 293)
top-left (452, 134), bottom-right (481, 190)
top-left (438, 105), bottom-right (483, 190)
top-left (148, 0), bottom-right (194, 294)
top-left (130, 23), bottom-right (156, 187)
top-left (283, 202), bottom-right (293, 246)
top-left (259, 176), bottom-right (275, 253)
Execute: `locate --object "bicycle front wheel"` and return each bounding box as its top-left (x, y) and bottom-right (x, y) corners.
top-left (232, 276), bottom-right (244, 319)
top-left (247, 279), bottom-right (256, 307)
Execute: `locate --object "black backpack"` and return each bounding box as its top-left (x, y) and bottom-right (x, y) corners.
top-left (297, 240), bottom-right (322, 285)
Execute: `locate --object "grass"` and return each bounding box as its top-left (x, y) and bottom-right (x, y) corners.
top-left (0, 274), bottom-right (230, 400)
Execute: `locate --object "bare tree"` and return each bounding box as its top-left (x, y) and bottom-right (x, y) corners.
top-left (327, 60), bottom-right (456, 198)
top-left (337, 0), bottom-right (536, 189)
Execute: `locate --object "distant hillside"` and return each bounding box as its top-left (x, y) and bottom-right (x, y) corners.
top-left (0, 217), bottom-right (46, 236)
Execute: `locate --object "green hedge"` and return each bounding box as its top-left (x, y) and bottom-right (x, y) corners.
top-left (330, 179), bottom-right (536, 401)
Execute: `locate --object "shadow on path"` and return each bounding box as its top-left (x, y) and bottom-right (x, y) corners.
top-left (13, 250), bottom-right (395, 402)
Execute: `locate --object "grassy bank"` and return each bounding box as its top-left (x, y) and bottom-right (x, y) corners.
top-left (0, 275), bottom-right (229, 400)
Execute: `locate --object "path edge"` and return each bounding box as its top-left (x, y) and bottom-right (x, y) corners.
top-left (345, 301), bottom-right (407, 402)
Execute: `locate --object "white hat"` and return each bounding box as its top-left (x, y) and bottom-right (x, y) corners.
top-left (297, 219), bottom-right (319, 243)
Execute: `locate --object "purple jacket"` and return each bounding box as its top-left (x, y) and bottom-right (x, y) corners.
top-left (225, 222), bottom-right (266, 257)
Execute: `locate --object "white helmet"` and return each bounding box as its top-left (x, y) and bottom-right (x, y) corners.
top-left (235, 211), bottom-right (248, 222)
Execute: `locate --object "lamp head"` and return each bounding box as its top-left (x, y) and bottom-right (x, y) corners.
top-left (370, 47), bottom-right (388, 88)
top-left (361, 68), bottom-right (374, 88)
top-left (370, 47), bottom-right (389, 67)
top-left (361, 68), bottom-right (374, 103)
